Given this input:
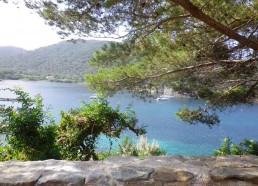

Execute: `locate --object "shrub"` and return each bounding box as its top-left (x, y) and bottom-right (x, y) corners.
top-left (214, 137), bottom-right (258, 156)
top-left (0, 88), bottom-right (60, 160)
top-left (57, 98), bottom-right (146, 161)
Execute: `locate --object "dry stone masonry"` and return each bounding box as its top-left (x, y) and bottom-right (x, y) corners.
top-left (0, 155), bottom-right (258, 185)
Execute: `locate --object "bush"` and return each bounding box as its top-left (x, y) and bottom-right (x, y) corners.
top-left (0, 88), bottom-right (60, 160)
top-left (57, 99), bottom-right (146, 161)
top-left (214, 137), bottom-right (258, 156)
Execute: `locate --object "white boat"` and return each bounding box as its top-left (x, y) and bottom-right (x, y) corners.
top-left (156, 95), bottom-right (175, 101)
top-left (90, 95), bottom-right (98, 99)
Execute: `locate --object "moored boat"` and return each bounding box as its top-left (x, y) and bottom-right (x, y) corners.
top-left (156, 95), bottom-right (175, 101)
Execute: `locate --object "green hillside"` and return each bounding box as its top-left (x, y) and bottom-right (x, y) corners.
top-left (0, 40), bottom-right (108, 82)
top-left (0, 47), bottom-right (28, 80)
top-left (0, 46), bottom-right (27, 61)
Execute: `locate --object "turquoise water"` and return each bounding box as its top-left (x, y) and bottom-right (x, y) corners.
top-left (1, 80), bottom-right (258, 155)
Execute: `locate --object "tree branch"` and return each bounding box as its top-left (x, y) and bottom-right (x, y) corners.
top-left (171, 0), bottom-right (258, 51)
top-left (112, 58), bottom-right (257, 84)
top-left (246, 81), bottom-right (258, 100)
top-left (146, 58), bottom-right (257, 79)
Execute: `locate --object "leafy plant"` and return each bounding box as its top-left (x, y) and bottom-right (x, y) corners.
top-left (0, 88), bottom-right (60, 160)
top-left (239, 139), bottom-right (258, 155)
top-left (214, 137), bottom-right (258, 156)
top-left (57, 98), bottom-right (146, 161)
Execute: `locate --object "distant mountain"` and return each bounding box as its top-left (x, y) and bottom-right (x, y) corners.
top-left (0, 40), bottom-right (108, 82)
top-left (0, 46), bottom-right (27, 61)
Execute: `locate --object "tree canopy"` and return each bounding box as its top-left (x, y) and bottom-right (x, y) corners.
top-left (5, 0), bottom-right (257, 126)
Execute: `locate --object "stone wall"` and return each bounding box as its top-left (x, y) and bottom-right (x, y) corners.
top-left (1, 155), bottom-right (258, 186)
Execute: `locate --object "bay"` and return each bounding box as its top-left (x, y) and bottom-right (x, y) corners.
top-left (1, 80), bottom-right (258, 156)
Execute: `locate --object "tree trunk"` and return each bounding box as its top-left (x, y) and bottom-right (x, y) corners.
top-left (171, 0), bottom-right (258, 51)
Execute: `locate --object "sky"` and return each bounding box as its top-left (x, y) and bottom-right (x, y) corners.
top-left (0, 2), bottom-right (63, 50)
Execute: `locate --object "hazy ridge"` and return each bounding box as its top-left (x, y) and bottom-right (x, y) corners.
top-left (0, 46), bottom-right (27, 61)
top-left (0, 40), bottom-right (108, 82)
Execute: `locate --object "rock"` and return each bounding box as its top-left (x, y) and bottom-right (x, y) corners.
top-left (85, 167), bottom-right (111, 185)
top-left (37, 172), bottom-right (85, 186)
top-left (116, 179), bottom-right (156, 186)
top-left (213, 155), bottom-right (258, 168)
top-left (213, 180), bottom-right (257, 186)
top-left (153, 167), bottom-right (194, 182)
top-left (111, 166), bottom-right (154, 182)
top-left (103, 156), bottom-right (140, 166)
top-left (0, 172), bottom-right (41, 186)
top-left (163, 182), bottom-right (189, 186)
top-left (94, 176), bottom-right (116, 186)
top-left (0, 156), bottom-right (258, 186)
top-left (210, 167), bottom-right (258, 184)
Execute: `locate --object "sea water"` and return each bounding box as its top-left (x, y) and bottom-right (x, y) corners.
top-left (1, 80), bottom-right (258, 155)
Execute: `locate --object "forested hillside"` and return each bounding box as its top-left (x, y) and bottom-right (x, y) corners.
top-left (0, 40), bottom-right (108, 82)
top-left (0, 46), bottom-right (27, 61)
top-left (0, 47), bottom-right (28, 80)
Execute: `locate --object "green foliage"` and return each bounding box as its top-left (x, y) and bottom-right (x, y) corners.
top-left (24, 0), bottom-right (258, 49)
top-left (240, 139), bottom-right (258, 155)
top-left (0, 40), bottom-right (107, 82)
top-left (214, 137), bottom-right (258, 156)
top-left (97, 135), bottom-right (166, 160)
top-left (85, 33), bottom-right (195, 95)
top-left (57, 99), bottom-right (146, 161)
top-left (205, 87), bottom-right (250, 107)
top-left (176, 107), bottom-right (220, 128)
top-left (0, 89), bottom-right (148, 161)
top-left (0, 88), bottom-right (60, 160)
top-left (0, 69), bottom-right (22, 80)
top-left (0, 138), bottom-right (4, 161)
